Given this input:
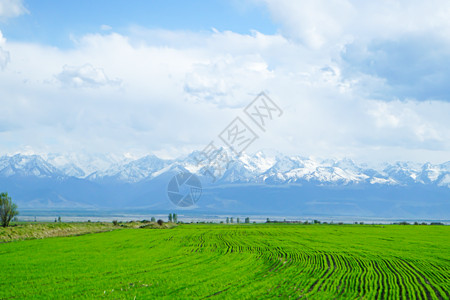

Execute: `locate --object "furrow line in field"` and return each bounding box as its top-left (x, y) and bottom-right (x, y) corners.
top-left (396, 258), bottom-right (443, 300)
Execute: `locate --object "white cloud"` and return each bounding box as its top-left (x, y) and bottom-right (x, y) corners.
top-left (0, 46), bottom-right (9, 70)
top-left (56, 64), bottom-right (121, 88)
top-left (262, 0), bottom-right (450, 48)
top-left (100, 24), bottom-right (112, 31)
top-left (184, 54), bottom-right (273, 107)
top-left (0, 14), bottom-right (449, 164)
top-left (260, 0), bottom-right (450, 102)
top-left (0, 30), bottom-right (9, 69)
top-left (261, 0), bottom-right (354, 49)
top-left (0, 30), bottom-right (5, 44)
top-left (0, 0), bottom-right (28, 20)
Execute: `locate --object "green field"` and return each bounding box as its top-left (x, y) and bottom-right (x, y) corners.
top-left (1, 224), bottom-right (449, 299)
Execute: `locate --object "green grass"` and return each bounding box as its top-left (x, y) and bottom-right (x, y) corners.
top-left (0, 224), bottom-right (449, 299)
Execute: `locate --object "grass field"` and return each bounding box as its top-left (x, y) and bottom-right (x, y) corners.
top-left (0, 223), bottom-right (449, 299)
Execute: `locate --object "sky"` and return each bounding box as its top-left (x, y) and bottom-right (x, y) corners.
top-left (0, 0), bottom-right (449, 164)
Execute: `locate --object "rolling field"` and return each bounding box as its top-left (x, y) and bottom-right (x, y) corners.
top-left (1, 224), bottom-right (449, 299)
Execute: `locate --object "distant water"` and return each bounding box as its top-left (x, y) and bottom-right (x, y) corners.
top-left (17, 209), bottom-right (449, 225)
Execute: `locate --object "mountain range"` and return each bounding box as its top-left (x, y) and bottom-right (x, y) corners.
top-left (0, 151), bottom-right (449, 219)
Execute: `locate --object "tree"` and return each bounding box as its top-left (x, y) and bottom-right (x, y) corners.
top-left (230, 217), bottom-right (234, 223)
top-left (157, 219), bottom-right (164, 226)
top-left (151, 217), bottom-right (156, 222)
top-left (0, 192), bottom-right (19, 228)
top-left (226, 217), bottom-right (229, 224)
top-left (168, 213), bottom-right (173, 222)
top-left (58, 216), bottom-right (61, 223)
top-left (245, 217), bottom-right (250, 223)
top-left (237, 217), bottom-right (240, 224)
top-left (173, 213), bottom-right (178, 223)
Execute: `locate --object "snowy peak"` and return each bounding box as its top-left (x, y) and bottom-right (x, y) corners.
top-left (87, 155), bottom-right (171, 183)
top-left (45, 152), bottom-right (132, 178)
top-left (0, 154), bottom-right (62, 178)
top-left (382, 162), bottom-right (421, 184)
top-left (261, 157), bottom-right (369, 184)
top-left (0, 152), bottom-right (448, 188)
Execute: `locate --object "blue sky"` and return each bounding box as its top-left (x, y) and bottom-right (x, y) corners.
top-left (0, 0), bottom-right (449, 164)
top-left (1, 0), bottom-right (276, 47)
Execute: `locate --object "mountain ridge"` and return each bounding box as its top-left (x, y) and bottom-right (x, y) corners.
top-left (0, 151), bottom-right (449, 218)
top-left (0, 151), bottom-right (449, 187)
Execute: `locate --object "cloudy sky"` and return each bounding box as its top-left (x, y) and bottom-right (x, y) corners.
top-left (0, 0), bottom-right (449, 164)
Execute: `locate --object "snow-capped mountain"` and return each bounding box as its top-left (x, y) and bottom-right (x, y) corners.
top-left (0, 151), bottom-right (449, 187)
top-left (0, 154), bottom-right (63, 178)
top-left (87, 155), bottom-right (172, 183)
top-left (0, 151), bottom-right (449, 218)
top-left (44, 152), bottom-right (133, 178)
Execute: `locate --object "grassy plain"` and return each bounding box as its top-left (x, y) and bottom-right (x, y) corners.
top-left (0, 223), bottom-right (449, 299)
